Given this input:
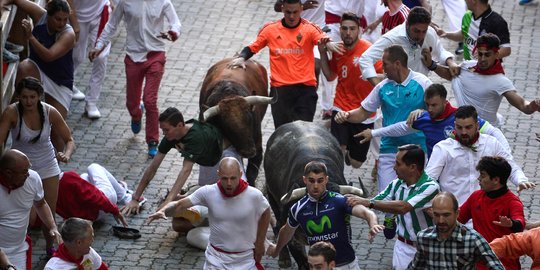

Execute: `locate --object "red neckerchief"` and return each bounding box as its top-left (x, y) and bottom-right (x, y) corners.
top-left (450, 130), bottom-right (480, 152)
top-left (0, 174), bottom-right (13, 194)
top-left (218, 179), bottom-right (248, 198)
top-left (432, 103), bottom-right (457, 121)
top-left (53, 243), bottom-right (84, 270)
top-left (472, 59), bottom-right (505, 75)
top-left (471, 45), bottom-right (505, 75)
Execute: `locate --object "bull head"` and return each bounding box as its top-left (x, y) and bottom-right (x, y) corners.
top-left (202, 95), bottom-right (275, 122)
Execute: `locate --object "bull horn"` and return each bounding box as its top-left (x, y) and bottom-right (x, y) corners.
top-left (339, 185), bottom-right (364, 197)
top-left (243, 96), bottom-right (275, 105)
top-left (280, 187), bottom-right (306, 205)
top-left (202, 105), bottom-right (220, 122)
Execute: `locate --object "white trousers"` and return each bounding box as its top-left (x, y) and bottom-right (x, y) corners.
top-left (441, 0), bottom-right (466, 32)
top-left (72, 12), bottom-right (111, 105)
top-left (204, 244), bottom-right (256, 270)
top-left (1, 241), bottom-right (28, 270)
top-left (187, 226), bottom-right (210, 250)
top-left (392, 239), bottom-right (416, 270)
top-left (80, 163), bottom-right (127, 220)
top-left (377, 153), bottom-right (398, 193)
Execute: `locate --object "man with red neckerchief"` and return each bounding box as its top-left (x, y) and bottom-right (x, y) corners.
top-left (45, 218), bottom-right (108, 270)
top-left (148, 157), bottom-right (271, 270)
top-left (423, 33), bottom-right (540, 128)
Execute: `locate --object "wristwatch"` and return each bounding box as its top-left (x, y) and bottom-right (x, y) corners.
top-left (428, 60), bottom-right (438, 71)
top-left (369, 199), bottom-right (375, 209)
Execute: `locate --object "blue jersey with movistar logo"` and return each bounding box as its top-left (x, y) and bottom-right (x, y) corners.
top-left (288, 191), bottom-right (354, 265)
top-left (412, 112), bottom-right (487, 156)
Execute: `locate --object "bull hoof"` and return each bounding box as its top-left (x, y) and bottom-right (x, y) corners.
top-left (278, 257), bottom-right (292, 268)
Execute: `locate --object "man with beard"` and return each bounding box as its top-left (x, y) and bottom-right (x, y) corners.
top-left (356, 84), bottom-right (509, 157)
top-left (407, 192), bottom-right (504, 269)
top-left (425, 105), bottom-right (534, 206)
top-left (423, 33), bottom-right (540, 127)
top-left (318, 12), bottom-right (382, 169)
top-left (359, 6), bottom-right (458, 87)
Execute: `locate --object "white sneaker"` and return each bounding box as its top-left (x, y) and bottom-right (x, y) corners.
top-left (72, 86), bottom-right (86, 101)
top-left (85, 103), bottom-right (101, 119)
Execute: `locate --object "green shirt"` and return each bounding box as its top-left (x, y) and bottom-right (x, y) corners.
top-left (158, 119), bottom-right (223, 166)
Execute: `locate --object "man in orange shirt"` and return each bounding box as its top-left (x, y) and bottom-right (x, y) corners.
top-left (319, 12), bottom-right (382, 169)
top-left (229, 0), bottom-right (341, 128)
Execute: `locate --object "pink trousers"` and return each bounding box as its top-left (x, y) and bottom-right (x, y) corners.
top-left (124, 51), bottom-right (166, 143)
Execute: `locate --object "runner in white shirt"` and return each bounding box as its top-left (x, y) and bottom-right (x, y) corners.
top-left (423, 33), bottom-right (540, 127)
top-left (360, 7), bottom-right (458, 86)
top-left (148, 157), bottom-right (271, 270)
top-left (89, 0), bottom-right (182, 157)
top-left (425, 106), bottom-right (535, 206)
top-left (0, 150), bottom-right (61, 270)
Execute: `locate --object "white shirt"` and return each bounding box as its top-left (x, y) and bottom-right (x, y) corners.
top-left (95, 0), bottom-right (182, 62)
top-left (359, 23), bottom-right (454, 79)
top-left (0, 170), bottom-right (44, 248)
top-left (324, 0), bottom-right (364, 18)
top-left (451, 60), bottom-right (515, 127)
top-left (44, 247), bottom-right (104, 270)
top-left (301, 0), bottom-right (325, 27)
top-left (426, 134), bottom-right (528, 205)
top-left (188, 184), bottom-right (270, 252)
top-left (72, 0), bottom-right (109, 23)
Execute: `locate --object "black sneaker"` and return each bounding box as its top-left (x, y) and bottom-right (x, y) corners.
top-left (455, 42), bottom-right (464, 55)
top-left (383, 216), bottom-right (397, 239)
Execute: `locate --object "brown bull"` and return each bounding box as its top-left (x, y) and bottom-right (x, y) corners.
top-left (199, 58), bottom-right (270, 185)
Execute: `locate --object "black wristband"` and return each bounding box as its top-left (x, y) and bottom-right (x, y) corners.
top-left (428, 60), bottom-right (438, 71)
top-left (239, 46), bottom-right (254, 61)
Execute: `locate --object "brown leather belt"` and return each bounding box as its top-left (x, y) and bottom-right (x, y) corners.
top-left (397, 236), bottom-right (416, 246)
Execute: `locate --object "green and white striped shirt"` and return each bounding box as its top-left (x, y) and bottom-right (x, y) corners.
top-left (374, 172), bottom-right (440, 241)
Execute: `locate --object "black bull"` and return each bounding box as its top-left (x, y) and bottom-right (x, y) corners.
top-left (199, 58), bottom-right (271, 185)
top-left (265, 121), bottom-right (359, 269)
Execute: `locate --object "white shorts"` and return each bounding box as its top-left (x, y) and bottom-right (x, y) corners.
top-left (29, 59), bottom-right (73, 112)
